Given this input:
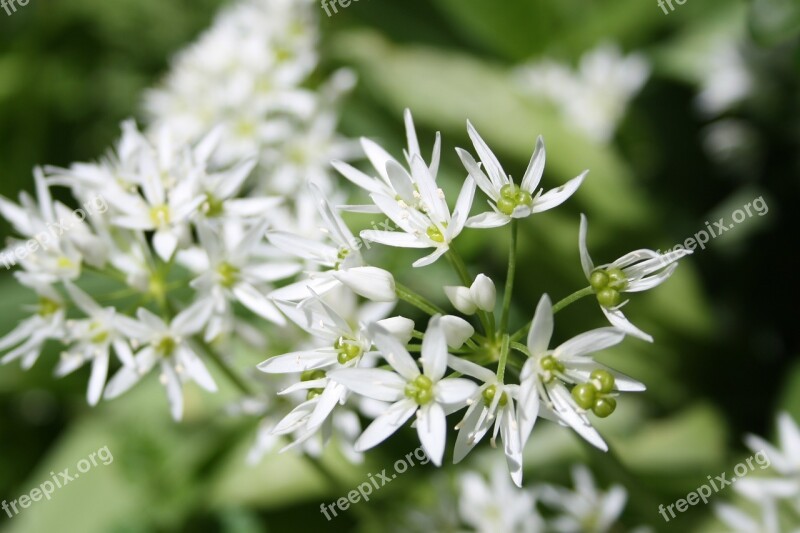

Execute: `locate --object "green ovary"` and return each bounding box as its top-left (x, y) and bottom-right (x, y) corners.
top-left (335, 337), bottom-right (363, 365)
top-left (589, 267), bottom-right (628, 308)
top-left (497, 184), bottom-right (533, 215)
top-left (405, 374), bottom-right (434, 405)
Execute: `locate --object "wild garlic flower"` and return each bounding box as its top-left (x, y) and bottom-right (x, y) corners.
top-left (579, 214), bottom-right (692, 342)
top-left (520, 294), bottom-right (643, 452)
top-left (449, 356), bottom-right (525, 486)
top-left (55, 282), bottom-right (139, 406)
top-left (514, 43), bottom-right (650, 142)
top-left (329, 316), bottom-right (477, 465)
top-left (536, 465), bottom-right (629, 533)
top-left (269, 184), bottom-right (397, 302)
top-left (459, 122), bottom-right (586, 228)
top-left (104, 303), bottom-right (217, 421)
top-left (0, 275), bottom-right (66, 369)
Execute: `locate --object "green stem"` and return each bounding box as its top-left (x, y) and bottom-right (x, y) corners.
top-left (509, 286), bottom-right (594, 342)
top-left (395, 282), bottom-right (445, 316)
top-left (496, 333), bottom-right (511, 382)
top-left (499, 219), bottom-right (518, 335)
top-left (201, 341), bottom-right (255, 396)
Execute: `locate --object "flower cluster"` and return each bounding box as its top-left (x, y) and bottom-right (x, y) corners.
top-left (0, 0), bottom-right (692, 491)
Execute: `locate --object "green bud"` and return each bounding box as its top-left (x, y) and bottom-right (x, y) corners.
top-left (589, 270), bottom-right (609, 290)
top-left (515, 190), bottom-right (533, 207)
top-left (301, 370), bottom-right (326, 382)
top-left (482, 385), bottom-right (508, 407)
top-left (499, 184), bottom-right (517, 200)
top-left (405, 374), bottom-right (434, 405)
top-left (540, 355), bottom-right (563, 372)
top-left (592, 396), bottom-right (617, 418)
top-left (590, 369), bottom-right (615, 393)
top-left (606, 268), bottom-right (627, 291)
top-left (335, 337), bottom-right (363, 365)
top-left (426, 225), bottom-right (445, 243)
top-left (571, 383), bottom-right (597, 410)
top-left (596, 288), bottom-right (620, 308)
top-left (496, 197), bottom-right (516, 216)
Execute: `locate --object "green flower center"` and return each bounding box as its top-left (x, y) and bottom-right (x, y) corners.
top-left (426, 225), bottom-right (445, 243)
top-left (589, 268), bottom-right (627, 308)
top-left (203, 193), bottom-right (225, 218)
top-left (89, 321), bottom-right (109, 344)
top-left (482, 384), bottom-right (508, 407)
top-left (497, 184), bottom-right (534, 216)
top-left (149, 204), bottom-right (171, 227)
top-left (404, 374), bottom-right (434, 405)
top-left (335, 337), bottom-right (363, 365)
top-left (37, 297), bottom-right (61, 317)
top-left (155, 336), bottom-right (177, 357)
top-left (301, 370), bottom-right (327, 400)
top-left (216, 262), bottom-right (240, 288)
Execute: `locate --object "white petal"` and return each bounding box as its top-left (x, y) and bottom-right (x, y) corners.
top-left (466, 121), bottom-right (507, 188)
top-left (233, 283), bottom-right (286, 325)
top-left (555, 327), bottom-right (625, 360)
top-left (307, 382), bottom-right (347, 428)
top-left (172, 298), bottom-right (213, 335)
top-left (435, 378), bottom-right (478, 406)
top-left (421, 316), bottom-right (448, 380)
top-left (152, 229), bottom-right (178, 261)
top-left (444, 286), bottom-right (477, 315)
top-left (549, 384), bottom-right (607, 451)
top-left (355, 399), bottom-right (417, 451)
top-left (87, 349), bottom-right (109, 406)
top-left (456, 148), bottom-right (496, 199)
top-left (161, 361), bottom-right (184, 422)
top-left (579, 214), bottom-right (594, 278)
top-left (518, 361), bottom-right (541, 447)
top-left (527, 294), bottom-right (553, 355)
top-left (179, 348), bottom-right (217, 392)
top-left (369, 323), bottom-right (419, 380)
top-left (531, 171), bottom-right (587, 213)
top-left (450, 176), bottom-right (477, 234)
top-left (465, 211), bottom-right (510, 229)
top-left (446, 354), bottom-right (495, 383)
top-left (469, 274), bottom-right (496, 312)
top-left (520, 136), bottom-right (546, 193)
top-left (257, 350), bottom-right (335, 373)
top-left (412, 247), bottom-right (448, 268)
top-left (601, 306), bottom-right (653, 342)
top-left (360, 230), bottom-right (429, 249)
top-left (453, 402), bottom-right (487, 463)
top-left (327, 369), bottom-right (406, 402)
top-left (416, 402), bottom-right (447, 466)
top-left (502, 404), bottom-right (524, 487)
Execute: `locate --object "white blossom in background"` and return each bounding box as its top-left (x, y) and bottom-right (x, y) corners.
top-left (514, 43), bottom-right (650, 143)
top-left (579, 214), bottom-right (692, 342)
top-left (536, 465), bottom-right (629, 533)
top-left (695, 41), bottom-right (753, 117)
top-left (459, 122), bottom-right (586, 229)
top-left (458, 462), bottom-right (543, 533)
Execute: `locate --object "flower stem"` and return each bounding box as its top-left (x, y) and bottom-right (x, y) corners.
top-left (509, 286), bottom-right (594, 342)
top-left (499, 219), bottom-right (518, 335)
top-left (395, 282), bottom-right (445, 316)
top-left (200, 341), bottom-right (256, 396)
top-left (496, 333), bottom-right (511, 382)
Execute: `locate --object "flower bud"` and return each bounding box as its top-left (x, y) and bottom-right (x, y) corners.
top-left (439, 315), bottom-right (475, 349)
top-left (333, 266), bottom-right (397, 302)
top-left (375, 316), bottom-right (415, 345)
top-left (444, 286), bottom-right (477, 315)
top-left (470, 274), bottom-right (496, 312)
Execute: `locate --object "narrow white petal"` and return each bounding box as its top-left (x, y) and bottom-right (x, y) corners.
top-left (355, 399), bottom-right (417, 451)
top-left (555, 327), bottom-right (625, 360)
top-left (527, 294), bottom-right (554, 355)
top-left (417, 402), bottom-right (447, 466)
top-left (257, 350), bottom-right (335, 373)
top-left (531, 171), bottom-right (587, 213)
top-left (518, 366), bottom-right (541, 447)
top-left (456, 148), bottom-right (496, 199)
top-left (369, 323), bottom-right (419, 380)
top-left (327, 369), bottom-right (406, 402)
top-left (520, 136), bottom-right (546, 193)
top-left (333, 267), bottom-right (397, 302)
top-left (152, 229), bottom-right (178, 261)
top-left (435, 378), bottom-right (478, 406)
top-left (465, 211), bottom-right (510, 229)
top-left (412, 247), bottom-right (448, 268)
top-left (421, 316), bottom-right (447, 381)
top-left (466, 121), bottom-right (507, 188)
top-left (579, 214), bottom-right (594, 278)
top-left (601, 306), bottom-right (653, 342)
top-left (161, 361), bottom-right (184, 422)
top-left (87, 349), bottom-right (109, 406)
top-left (360, 230), bottom-right (429, 249)
top-left (233, 283), bottom-right (286, 325)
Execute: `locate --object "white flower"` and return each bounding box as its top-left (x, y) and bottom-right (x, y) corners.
top-left (183, 219), bottom-right (300, 338)
top-left (359, 157), bottom-right (476, 267)
top-left (579, 214), bottom-right (692, 342)
top-left (514, 43), bottom-right (650, 142)
top-left (329, 316), bottom-right (477, 465)
top-left (458, 462), bottom-right (543, 533)
top-left (55, 282), bottom-right (139, 405)
top-left (715, 499), bottom-right (783, 533)
top-left (449, 356), bottom-right (524, 486)
top-left (444, 273), bottom-right (496, 314)
top-left (745, 412), bottom-right (800, 481)
top-left (257, 289), bottom-right (400, 444)
top-left (696, 41), bottom-right (753, 117)
top-left (269, 184), bottom-right (397, 302)
top-left (536, 465), bottom-right (628, 533)
top-left (458, 122), bottom-right (586, 228)
top-left (103, 302), bottom-right (217, 421)
top-left (519, 294), bottom-right (641, 451)
top-left (333, 108), bottom-right (441, 214)
top-left (0, 276), bottom-right (65, 369)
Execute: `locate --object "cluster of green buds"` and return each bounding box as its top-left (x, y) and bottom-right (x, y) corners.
top-left (571, 370), bottom-right (617, 418)
top-left (301, 369), bottom-right (326, 400)
top-left (482, 384), bottom-right (508, 407)
top-left (589, 267), bottom-right (628, 308)
top-left (334, 336), bottom-right (363, 365)
top-left (404, 374), bottom-right (434, 405)
top-left (540, 355), bottom-right (565, 383)
top-left (496, 183), bottom-right (533, 215)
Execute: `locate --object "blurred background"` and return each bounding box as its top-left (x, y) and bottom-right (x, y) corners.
top-left (0, 0), bottom-right (798, 531)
